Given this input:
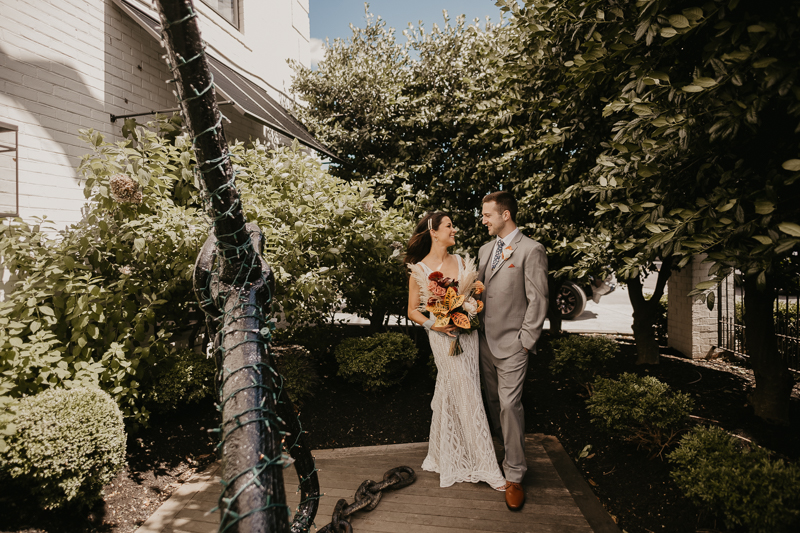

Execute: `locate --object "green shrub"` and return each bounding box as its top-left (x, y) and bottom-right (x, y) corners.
top-left (271, 344), bottom-right (319, 405)
top-left (549, 335), bottom-right (618, 392)
top-left (335, 332), bottom-right (418, 391)
top-left (0, 388), bottom-right (17, 453)
top-left (587, 373), bottom-right (694, 457)
top-left (147, 348), bottom-right (215, 410)
top-left (1, 387), bottom-right (126, 509)
top-left (0, 116), bottom-right (413, 425)
top-left (668, 426), bottom-right (800, 532)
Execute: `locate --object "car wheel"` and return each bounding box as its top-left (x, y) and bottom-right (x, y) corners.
top-left (557, 281), bottom-right (587, 320)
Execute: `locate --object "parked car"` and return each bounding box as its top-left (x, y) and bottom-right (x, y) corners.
top-left (556, 273), bottom-right (617, 320)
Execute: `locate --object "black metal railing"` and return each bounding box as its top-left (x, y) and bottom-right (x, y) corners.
top-left (717, 273), bottom-right (800, 371)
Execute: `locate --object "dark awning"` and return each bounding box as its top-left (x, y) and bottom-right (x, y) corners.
top-left (113, 0), bottom-right (338, 161)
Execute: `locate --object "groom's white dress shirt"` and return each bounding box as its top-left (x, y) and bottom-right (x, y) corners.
top-left (493, 228), bottom-right (519, 270)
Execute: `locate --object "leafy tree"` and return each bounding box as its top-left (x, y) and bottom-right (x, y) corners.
top-left (289, 8), bottom-right (508, 242)
top-left (290, 6), bottom-right (603, 329)
top-left (0, 117), bottom-right (411, 423)
top-left (495, 0), bottom-right (800, 422)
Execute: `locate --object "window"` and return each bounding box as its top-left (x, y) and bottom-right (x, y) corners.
top-left (201, 0), bottom-right (240, 29)
top-left (0, 123), bottom-right (18, 217)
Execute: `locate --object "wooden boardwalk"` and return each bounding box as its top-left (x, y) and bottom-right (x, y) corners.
top-left (136, 434), bottom-right (620, 533)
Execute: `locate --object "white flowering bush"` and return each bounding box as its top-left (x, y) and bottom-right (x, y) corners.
top-left (0, 387), bottom-right (126, 509)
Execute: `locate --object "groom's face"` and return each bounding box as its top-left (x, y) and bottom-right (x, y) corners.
top-left (482, 201), bottom-right (508, 237)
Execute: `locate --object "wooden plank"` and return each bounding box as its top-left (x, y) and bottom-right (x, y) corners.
top-left (341, 509), bottom-right (592, 532)
top-left (286, 487), bottom-right (575, 508)
top-left (136, 435), bottom-right (613, 533)
top-left (347, 516), bottom-right (591, 533)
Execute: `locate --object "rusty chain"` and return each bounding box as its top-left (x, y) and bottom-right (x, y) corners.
top-left (316, 466), bottom-right (416, 533)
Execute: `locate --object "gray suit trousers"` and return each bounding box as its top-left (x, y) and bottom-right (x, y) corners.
top-left (479, 332), bottom-right (528, 483)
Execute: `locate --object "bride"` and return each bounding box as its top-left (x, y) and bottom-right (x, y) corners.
top-left (404, 211), bottom-right (506, 491)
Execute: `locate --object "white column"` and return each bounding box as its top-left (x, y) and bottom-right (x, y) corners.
top-left (667, 254), bottom-right (719, 359)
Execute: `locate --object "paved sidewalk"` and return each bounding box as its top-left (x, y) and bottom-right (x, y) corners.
top-left (335, 284), bottom-right (637, 337)
top-left (136, 435), bottom-right (620, 533)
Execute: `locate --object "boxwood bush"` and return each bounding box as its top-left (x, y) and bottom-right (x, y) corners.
top-left (549, 334), bottom-right (618, 392)
top-left (146, 348), bottom-right (215, 411)
top-left (668, 426), bottom-right (800, 532)
top-left (587, 373), bottom-right (694, 457)
top-left (335, 332), bottom-right (417, 391)
top-left (1, 387), bottom-right (126, 509)
top-left (271, 344), bottom-right (319, 405)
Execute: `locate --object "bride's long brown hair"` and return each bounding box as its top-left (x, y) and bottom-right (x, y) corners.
top-left (403, 211), bottom-right (451, 267)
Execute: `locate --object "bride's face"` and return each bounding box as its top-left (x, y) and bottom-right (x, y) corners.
top-left (432, 217), bottom-right (457, 247)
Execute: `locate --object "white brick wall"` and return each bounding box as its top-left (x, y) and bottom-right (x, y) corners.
top-left (0, 0), bottom-right (311, 231)
top-left (668, 254), bottom-right (721, 358)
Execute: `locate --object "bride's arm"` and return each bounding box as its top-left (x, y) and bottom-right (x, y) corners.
top-left (408, 275), bottom-right (456, 336)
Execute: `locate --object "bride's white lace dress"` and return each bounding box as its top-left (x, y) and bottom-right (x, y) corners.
top-left (410, 255), bottom-right (505, 489)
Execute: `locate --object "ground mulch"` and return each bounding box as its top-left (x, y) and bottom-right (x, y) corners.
top-left (2, 328), bottom-right (799, 533)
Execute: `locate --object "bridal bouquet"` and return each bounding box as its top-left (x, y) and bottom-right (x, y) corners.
top-left (423, 266), bottom-right (484, 356)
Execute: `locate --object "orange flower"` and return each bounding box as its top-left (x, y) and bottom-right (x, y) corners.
top-left (473, 280), bottom-right (484, 295)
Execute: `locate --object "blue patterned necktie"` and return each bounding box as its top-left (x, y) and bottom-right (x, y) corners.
top-left (491, 238), bottom-right (504, 270)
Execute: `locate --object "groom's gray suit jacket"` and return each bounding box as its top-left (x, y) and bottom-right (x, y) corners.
top-left (478, 231), bottom-right (549, 357)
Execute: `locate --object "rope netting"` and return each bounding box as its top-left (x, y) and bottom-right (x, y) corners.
top-left (153, 1), bottom-right (320, 531)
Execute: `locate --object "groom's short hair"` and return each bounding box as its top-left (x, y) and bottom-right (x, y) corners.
top-left (483, 191), bottom-right (517, 223)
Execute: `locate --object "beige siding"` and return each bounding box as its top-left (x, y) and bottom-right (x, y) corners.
top-left (0, 0), bottom-right (311, 230)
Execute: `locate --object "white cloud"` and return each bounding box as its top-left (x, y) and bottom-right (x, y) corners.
top-left (309, 38), bottom-right (326, 68)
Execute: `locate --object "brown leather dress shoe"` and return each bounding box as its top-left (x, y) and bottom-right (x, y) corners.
top-left (505, 482), bottom-right (525, 511)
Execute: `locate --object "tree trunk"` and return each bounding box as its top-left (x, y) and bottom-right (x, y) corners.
top-left (547, 276), bottom-right (563, 334)
top-left (628, 258), bottom-right (672, 365)
top-left (743, 273), bottom-right (794, 425)
top-left (369, 305), bottom-right (388, 333)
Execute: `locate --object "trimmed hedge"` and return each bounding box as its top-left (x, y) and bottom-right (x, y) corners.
top-left (1, 387), bottom-right (126, 509)
top-left (668, 426), bottom-right (800, 532)
top-left (271, 344), bottom-right (319, 405)
top-left (335, 332), bottom-right (417, 391)
top-left (587, 373), bottom-right (694, 456)
top-left (549, 334), bottom-right (618, 391)
top-left (147, 348), bottom-right (215, 410)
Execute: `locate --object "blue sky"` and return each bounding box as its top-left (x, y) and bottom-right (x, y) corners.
top-left (308, 1), bottom-right (505, 64)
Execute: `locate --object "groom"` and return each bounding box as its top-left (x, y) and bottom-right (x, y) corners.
top-left (477, 191), bottom-right (549, 511)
